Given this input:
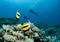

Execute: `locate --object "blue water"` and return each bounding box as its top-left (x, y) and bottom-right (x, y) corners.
top-left (0, 0), bottom-right (60, 25)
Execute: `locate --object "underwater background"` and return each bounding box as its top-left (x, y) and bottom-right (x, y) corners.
top-left (0, 0), bottom-right (60, 25)
top-left (0, 0), bottom-right (60, 42)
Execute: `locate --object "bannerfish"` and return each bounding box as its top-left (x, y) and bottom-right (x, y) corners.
top-left (16, 11), bottom-right (21, 22)
top-left (18, 22), bottom-right (31, 31)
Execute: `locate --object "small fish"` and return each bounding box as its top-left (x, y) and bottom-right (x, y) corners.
top-left (18, 22), bottom-right (31, 31)
top-left (16, 11), bottom-right (21, 22)
top-left (16, 11), bottom-right (21, 19)
top-left (29, 10), bottom-right (38, 16)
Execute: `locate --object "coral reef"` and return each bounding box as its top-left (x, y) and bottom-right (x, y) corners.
top-left (0, 19), bottom-right (50, 42)
top-left (0, 18), bottom-right (60, 42)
